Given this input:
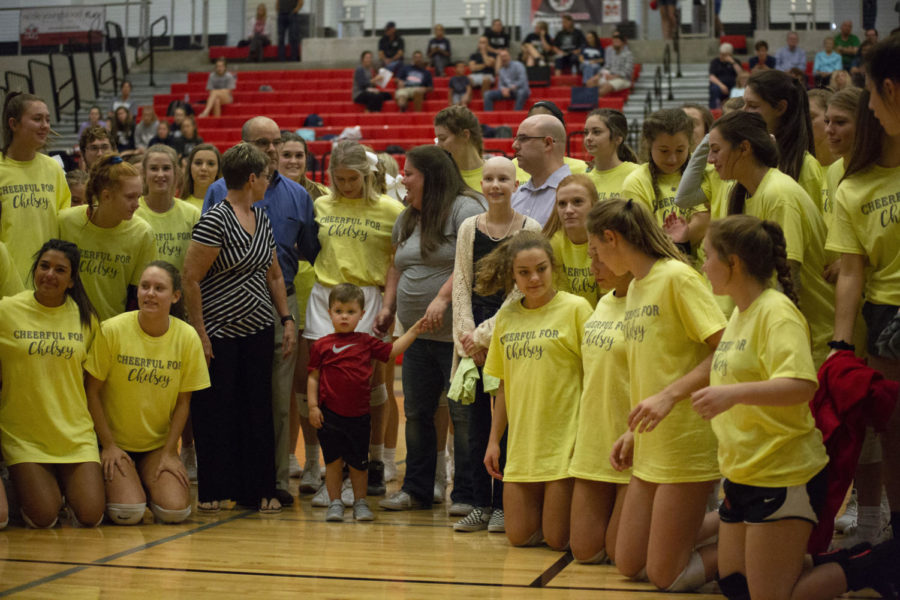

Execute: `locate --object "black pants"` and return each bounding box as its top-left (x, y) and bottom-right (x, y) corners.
top-left (248, 33), bottom-right (270, 62)
top-left (354, 91), bottom-right (391, 112)
top-left (192, 326), bottom-right (276, 504)
top-left (277, 12), bottom-right (300, 61)
top-left (466, 370), bottom-right (506, 510)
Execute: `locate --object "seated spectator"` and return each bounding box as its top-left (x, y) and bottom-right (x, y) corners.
top-left (722, 96), bottom-right (745, 113)
top-left (749, 40), bottom-right (776, 71)
top-left (448, 61), bottom-right (472, 106)
top-left (729, 71), bottom-right (750, 98)
top-left (427, 24), bottom-right (452, 75)
top-left (173, 116), bottom-right (204, 158)
top-left (149, 120), bottom-right (176, 148)
top-left (775, 31), bottom-right (807, 72)
top-left (814, 37), bottom-right (843, 88)
top-left (834, 20), bottom-right (860, 71)
top-left (352, 50), bottom-right (392, 113)
top-left (78, 106), bottom-right (108, 137)
top-left (580, 31), bottom-right (605, 84)
top-left (134, 105), bottom-right (158, 149)
top-left (865, 28), bottom-right (878, 44)
top-left (109, 80), bottom-right (136, 119)
top-left (171, 107), bottom-right (187, 138)
top-left (521, 21), bottom-right (553, 67)
top-left (65, 169), bottom-right (88, 207)
top-left (111, 106), bottom-right (136, 154)
top-left (468, 36), bottom-right (497, 94)
top-left (484, 50), bottom-right (530, 111)
top-left (850, 40), bottom-right (874, 86)
top-left (79, 125), bottom-right (116, 171)
top-left (552, 14), bottom-right (586, 75)
top-left (709, 42), bottom-right (743, 109)
top-left (378, 21), bottom-right (405, 74)
top-left (198, 57), bottom-right (236, 118)
top-left (485, 19), bottom-right (510, 51)
top-left (240, 3), bottom-right (272, 62)
top-left (395, 51), bottom-right (433, 112)
top-left (588, 31), bottom-right (634, 98)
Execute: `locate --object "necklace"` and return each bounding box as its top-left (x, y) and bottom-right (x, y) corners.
top-left (483, 212), bottom-right (517, 242)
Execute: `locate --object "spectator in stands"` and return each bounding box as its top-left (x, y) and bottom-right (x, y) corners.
top-left (484, 50), bottom-right (530, 112)
top-left (111, 106), bottom-right (137, 155)
top-left (109, 80), bottom-right (136, 119)
top-left (775, 31), bottom-right (807, 72)
top-left (730, 70), bottom-right (750, 98)
top-left (510, 114), bottom-right (571, 225)
top-left (378, 21), bottom-right (405, 74)
top-left (850, 40), bottom-right (874, 86)
top-left (198, 58), bottom-right (235, 119)
top-left (485, 19), bottom-right (510, 51)
top-left (834, 20), bottom-right (860, 71)
top-left (813, 37), bottom-right (843, 88)
top-left (428, 24), bottom-right (452, 76)
top-left (174, 116), bottom-right (204, 158)
top-left (830, 68), bottom-right (851, 91)
top-left (866, 28), bottom-right (878, 43)
top-left (395, 51), bottom-right (434, 113)
top-left (66, 169), bottom-right (88, 207)
top-left (592, 30), bottom-right (634, 97)
top-left (242, 3), bottom-right (273, 63)
top-left (658, 0), bottom-right (678, 40)
top-left (171, 107), bottom-right (188, 137)
top-left (79, 125), bottom-right (116, 171)
top-left (709, 42), bottom-right (743, 109)
top-left (521, 21), bottom-right (553, 67)
top-left (276, 0), bottom-right (303, 62)
top-left (580, 31), bottom-right (605, 85)
top-left (78, 106), bottom-right (108, 137)
top-left (448, 61), bottom-right (472, 106)
top-left (749, 40), bottom-right (776, 71)
top-left (552, 14), bottom-right (586, 75)
top-left (468, 36), bottom-right (497, 95)
top-left (352, 51), bottom-right (392, 113)
top-left (149, 120), bottom-right (175, 149)
top-left (134, 105), bottom-right (158, 149)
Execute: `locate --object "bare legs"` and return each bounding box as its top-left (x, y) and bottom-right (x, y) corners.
top-left (198, 90), bottom-right (232, 118)
top-left (10, 462), bottom-right (104, 528)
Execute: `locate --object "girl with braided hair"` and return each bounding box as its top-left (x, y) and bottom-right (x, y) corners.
top-left (707, 111), bottom-right (834, 368)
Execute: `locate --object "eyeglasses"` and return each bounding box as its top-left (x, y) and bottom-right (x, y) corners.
top-left (513, 134), bottom-right (551, 144)
top-left (246, 138), bottom-right (283, 149)
top-left (86, 143), bottom-right (112, 153)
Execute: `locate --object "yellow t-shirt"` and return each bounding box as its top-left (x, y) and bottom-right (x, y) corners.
top-left (744, 168), bottom-right (834, 367)
top-left (701, 163), bottom-right (725, 212)
top-left (570, 290), bottom-right (631, 483)
top-left (585, 161), bottom-right (640, 201)
top-left (460, 165), bottom-right (484, 194)
top-left (710, 288), bottom-right (826, 486)
top-left (84, 311), bottom-right (210, 452)
top-left (0, 153), bottom-right (71, 282)
top-left (293, 260), bottom-right (316, 329)
top-left (710, 179), bottom-right (735, 221)
top-left (135, 197), bottom-right (200, 272)
top-left (0, 240), bottom-right (24, 298)
top-left (184, 194), bottom-right (205, 212)
top-left (823, 158), bottom-right (844, 232)
top-left (0, 291), bottom-right (99, 465)
top-left (549, 230), bottom-right (599, 306)
top-left (798, 152), bottom-right (827, 215)
top-left (58, 205), bottom-right (158, 321)
top-left (622, 164), bottom-right (707, 225)
top-left (514, 155), bottom-right (588, 184)
top-left (625, 259), bottom-right (725, 483)
top-left (313, 194), bottom-right (404, 287)
top-left (484, 291), bottom-right (592, 482)
top-left (826, 164), bottom-right (900, 306)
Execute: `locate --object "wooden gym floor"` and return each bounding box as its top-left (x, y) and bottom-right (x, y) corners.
top-left (0, 375), bottom-right (879, 598)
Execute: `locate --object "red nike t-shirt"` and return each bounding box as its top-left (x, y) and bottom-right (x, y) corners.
top-left (308, 332), bottom-right (393, 417)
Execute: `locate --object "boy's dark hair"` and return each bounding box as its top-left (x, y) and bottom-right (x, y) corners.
top-left (329, 283), bottom-right (366, 310)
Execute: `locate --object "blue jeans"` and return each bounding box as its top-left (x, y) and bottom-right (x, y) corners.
top-left (277, 12), bottom-right (300, 61)
top-left (484, 87), bottom-right (530, 111)
top-left (400, 338), bottom-right (473, 505)
top-left (709, 82), bottom-right (728, 109)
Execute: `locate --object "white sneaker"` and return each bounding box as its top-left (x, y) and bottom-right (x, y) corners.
top-left (180, 445), bottom-right (197, 482)
top-left (326, 499), bottom-right (344, 522)
top-left (449, 502), bottom-right (474, 517)
top-left (433, 480), bottom-right (445, 505)
top-left (384, 459), bottom-right (398, 483)
top-left (353, 499), bottom-right (375, 521)
top-left (299, 464), bottom-right (321, 494)
top-left (289, 454), bottom-right (302, 478)
top-left (488, 508), bottom-right (505, 533)
top-left (341, 477), bottom-right (354, 507)
top-left (311, 484), bottom-right (330, 507)
top-left (835, 489), bottom-right (858, 533)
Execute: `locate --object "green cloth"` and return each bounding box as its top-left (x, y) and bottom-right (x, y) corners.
top-left (448, 357), bottom-right (501, 404)
top-left (833, 33), bottom-right (860, 70)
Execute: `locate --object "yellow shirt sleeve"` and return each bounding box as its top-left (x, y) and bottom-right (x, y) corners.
top-left (0, 240), bottom-right (24, 298)
top-left (799, 152), bottom-right (827, 214)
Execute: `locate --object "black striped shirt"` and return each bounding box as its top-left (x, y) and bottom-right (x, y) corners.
top-left (192, 201), bottom-right (276, 339)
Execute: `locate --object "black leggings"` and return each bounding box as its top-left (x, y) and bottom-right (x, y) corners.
top-left (354, 91), bottom-right (391, 112)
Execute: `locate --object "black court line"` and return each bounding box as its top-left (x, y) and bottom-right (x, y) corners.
top-left (257, 514), bottom-right (452, 528)
top-left (528, 550), bottom-right (573, 588)
top-left (0, 510), bottom-right (252, 597)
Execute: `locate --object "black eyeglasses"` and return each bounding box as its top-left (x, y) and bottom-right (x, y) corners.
top-left (514, 134), bottom-right (551, 144)
top-left (246, 138), bottom-right (283, 149)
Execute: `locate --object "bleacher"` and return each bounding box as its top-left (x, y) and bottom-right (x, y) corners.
top-left (154, 64), bottom-right (642, 177)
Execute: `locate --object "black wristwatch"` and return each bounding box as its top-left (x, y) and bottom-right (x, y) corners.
top-left (827, 340), bottom-right (855, 351)
top-left (280, 314), bottom-right (295, 326)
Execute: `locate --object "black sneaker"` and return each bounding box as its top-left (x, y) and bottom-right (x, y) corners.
top-left (367, 460), bottom-right (386, 496)
top-left (273, 488), bottom-right (294, 507)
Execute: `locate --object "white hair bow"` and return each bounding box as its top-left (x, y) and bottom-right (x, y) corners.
top-left (365, 150), bottom-right (379, 173)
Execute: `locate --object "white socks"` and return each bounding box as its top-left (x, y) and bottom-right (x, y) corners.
top-left (369, 444), bottom-right (384, 462)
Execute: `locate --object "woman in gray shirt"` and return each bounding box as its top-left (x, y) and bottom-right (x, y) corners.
top-left (198, 57), bottom-right (236, 119)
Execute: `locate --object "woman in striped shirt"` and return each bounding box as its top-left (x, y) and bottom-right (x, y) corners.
top-left (183, 143), bottom-right (296, 514)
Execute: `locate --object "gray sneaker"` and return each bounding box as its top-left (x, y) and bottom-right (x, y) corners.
top-left (488, 508), bottom-right (505, 533)
top-left (353, 499), bottom-right (375, 521)
top-left (326, 499), bottom-right (345, 522)
top-left (299, 464), bottom-right (321, 493)
top-left (341, 477), bottom-right (354, 507)
top-left (379, 490), bottom-right (425, 511)
top-left (454, 507), bottom-right (491, 532)
top-left (311, 484), bottom-right (330, 507)
top-left (449, 502), bottom-right (474, 517)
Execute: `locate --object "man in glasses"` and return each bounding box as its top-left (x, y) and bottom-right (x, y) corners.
top-left (509, 114), bottom-right (570, 225)
top-left (203, 116), bottom-right (319, 509)
top-left (79, 126), bottom-right (116, 172)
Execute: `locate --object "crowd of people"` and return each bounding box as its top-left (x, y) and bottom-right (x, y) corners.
top-left (3, 23), bottom-right (900, 600)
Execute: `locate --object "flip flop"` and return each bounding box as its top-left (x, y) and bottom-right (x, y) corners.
top-left (259, 498), bottom-right (282, 514)
top-left (197, 501), bottom-right (220, 513)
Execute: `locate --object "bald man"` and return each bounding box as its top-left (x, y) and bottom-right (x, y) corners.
top-left (509, 114), bottom-right (571, 225)
top-left (203, 116), bottom-right (319, 508)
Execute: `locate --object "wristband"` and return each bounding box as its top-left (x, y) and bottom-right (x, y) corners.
top-left (280, 314), bottom-right (295, 326)
top-left (827, 340), bottom-right (855, 351)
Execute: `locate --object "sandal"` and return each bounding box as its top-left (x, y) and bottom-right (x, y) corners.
top-left (259, 497), bottom-right (282, 514)
top-left (197, 500), bottom-right (220, 513)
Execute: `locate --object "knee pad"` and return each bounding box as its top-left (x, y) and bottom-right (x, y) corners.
top-left (665, 551), bottom-right (707, 592)
top-left (630, 567), bottom-right (648, 582)
top-left (717, 572), bottom-right (750, 600)
top-left (296, 392), bottom-right (309, 418)
top-left (150, 502), bottom-right (191, 524)
top-left (21, 509), bottom-right (57, 529)
top-left (369, 384), bottom-right (387, 408)
top-left (576, 548), bottom-right (609, 564)
top-left (106, 502), bottom-right (147, 525)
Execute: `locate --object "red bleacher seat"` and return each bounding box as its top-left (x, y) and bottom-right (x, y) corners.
top-left (720, 35), bottom-right (747, 53)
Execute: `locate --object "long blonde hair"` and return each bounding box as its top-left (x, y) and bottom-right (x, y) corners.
top-left (328, 140), bottom-right (381, 204)
top-left (586, 197), bottom-right (688, 263)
